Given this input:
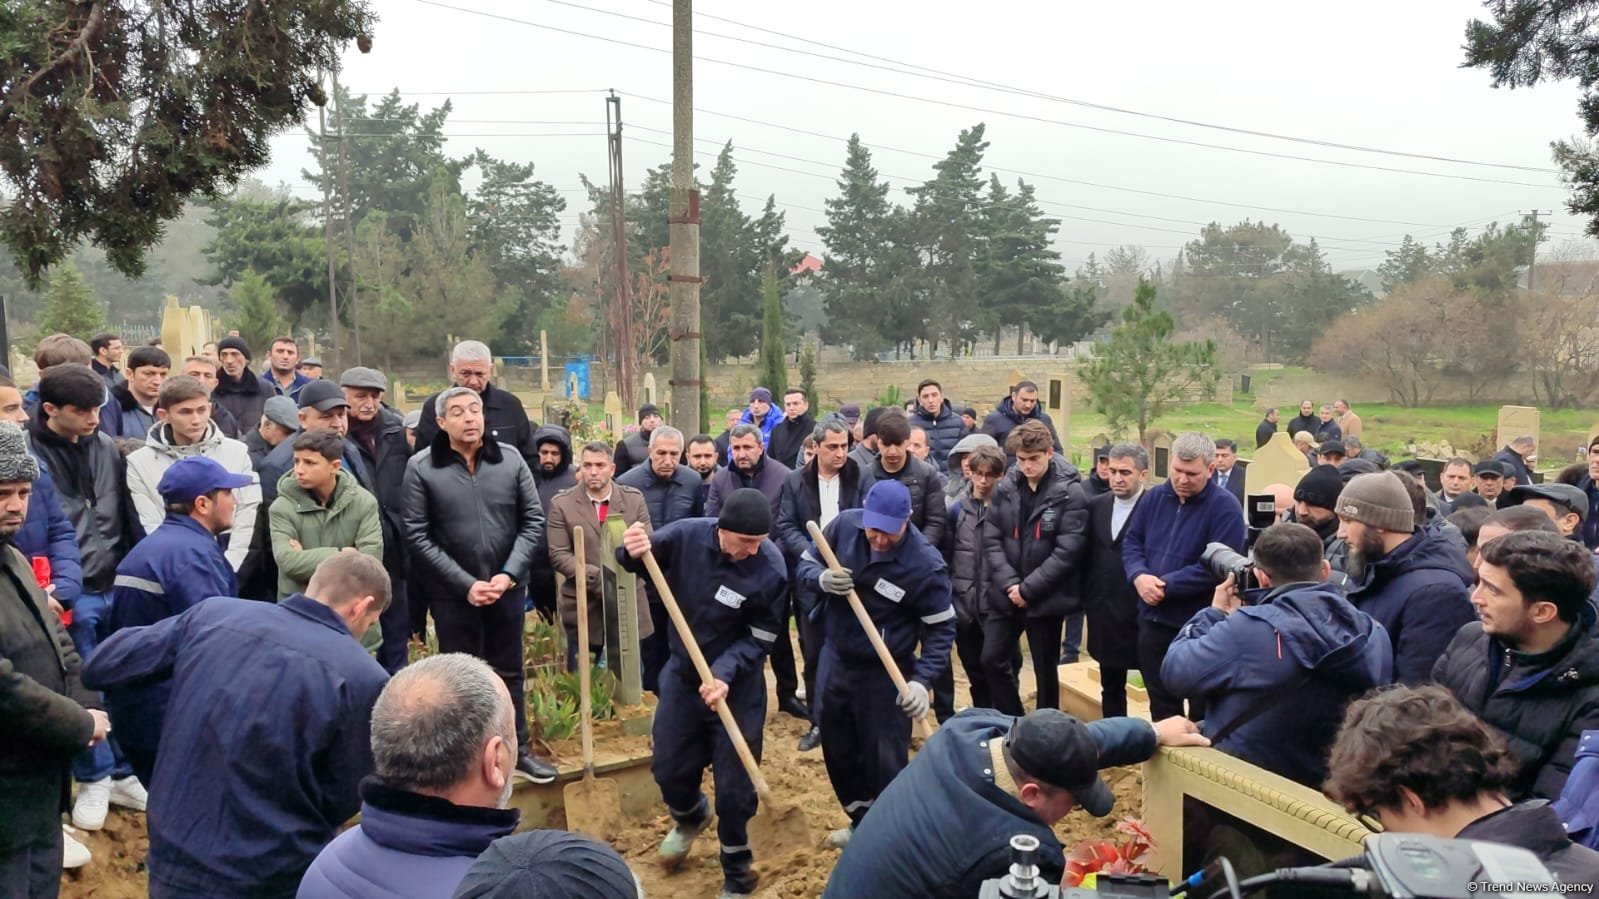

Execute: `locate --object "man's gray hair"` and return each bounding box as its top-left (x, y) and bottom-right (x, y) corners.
top-left (1172, 432), bottom-right (1216, 466)
top-left (649, 425), bottom-right (684, 448)
top-left (1345, 434), bottom-right (1364, 451)
top-left (816, 418), bottom-right (851, 441)
top-left (1107, 442), bottom-right (1148, 471)
top-left (436, 386), bottom-right (480, 415)
top-left (450, 340), bottom-right (492, 365)
top-left (1511, 435), bottom-right (1536, 449)
top-left (729, 423), bottom-right (761, 441)
top-left (371, 653), bottom-right (513, 792)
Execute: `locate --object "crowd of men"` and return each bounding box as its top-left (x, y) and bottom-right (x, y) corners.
top-left (4, 331), bottom-right (1598, 898)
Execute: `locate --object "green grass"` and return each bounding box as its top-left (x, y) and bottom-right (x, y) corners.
top-left (1062, 399), bottom-right (1596, 472)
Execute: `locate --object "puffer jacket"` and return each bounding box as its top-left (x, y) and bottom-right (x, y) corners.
top-left (912, 400), bottom-right (966, 474)
top-left (126, 421), bottom-right (261, 572)
top-left (12, 456), bottom-right (83, 607)
top-left (979, 395), bottom-right (1062, 456)
top-left (269, 469), bottom-right (384, 598)
top-left (736, 403), bottom-right (785, 452)
top-left (870, 455), bottom-right (948, 551)
top-left (27, 417), bottom-right (142, 592)
top-left (981, 455), bottom-right (1088, 619)
top-left (402, 433), bottom-right (545, 602)
top-left (1433, 602), bottom-right (1599, 801)
top-left (949, 483), bottom-right (990, 629)
top-left (296, 779), bottom-right (519, 899)
top-left (944, 432), bottom-right (999, 499)
top-left (1164, 582), bottom-right (1393, 786)
top-left (1347, 520), bottom-right (1475, 684)
top-left (0, 544), bottom-right (99, 850)
top-left (612, 429), bottom-right (651, 479)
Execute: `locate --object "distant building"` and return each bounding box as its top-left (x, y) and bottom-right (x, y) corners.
top-left (791, 253), bottom-right (823, 278)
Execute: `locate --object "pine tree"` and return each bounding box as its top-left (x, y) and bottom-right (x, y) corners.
top-left (799, 341), bottom-right (818, 407)
top-left (700, 143), bottom-right (759, 360)
top-left (1082, 279), bottom-right (1219, 443)
top-left (906, 124), bottom-right (990, 354)
top-left (230, 269), bottom-right (290, 354)
top-left (757, 263), bottom-right (788, 399)
top-left (977, 176), bottom-right (1073, 354)
top-left (816, 135), bottom-right (914, 358)
top-left (38, 263), bottom-right (106, 338)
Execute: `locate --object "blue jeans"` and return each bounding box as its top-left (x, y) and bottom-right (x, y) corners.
top-left (67, 592), bottom-right (128, 783)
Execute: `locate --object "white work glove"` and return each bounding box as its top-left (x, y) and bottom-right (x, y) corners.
top-left (898, 681), bottom-right (930, 720)
top-left (818, 568), bottom-right (854, 596)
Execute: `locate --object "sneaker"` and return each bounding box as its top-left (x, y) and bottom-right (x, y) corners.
top-left (797, 725), bottom-right (821, 752)
top-left (71, 778), bottom-right (111, 831)
top-left (109, 776), bottom-right (148, 812)
top-left (514, 752), bottom-right (558, 784)
top-left (61, 827), bottom-right (91, 869)
top-left (825, 826), bottom-right (853, 849)
top-left (658, 817), bottom-right (709, 868)
top-left (795, 684), bottom-right (807, 701)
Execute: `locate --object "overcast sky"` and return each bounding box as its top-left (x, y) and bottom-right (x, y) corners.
top-left (254, 0), bottom-right (1593, 274)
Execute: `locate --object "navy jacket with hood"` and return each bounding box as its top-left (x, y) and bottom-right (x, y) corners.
top-left (979, 395), bottom-right (1063, 456)
top-left (297, 778), bottom-right (520, 899)
top-left (12, 458), bottom-right (83, 608)
top-left (796, 509), bottom-right (955, 685)
top-left (82, 595), bottom-right (388, 898)
top-left (1121, 479), bottom-right (1246, 629)
top-left (1346, 519), bottom-right (1475, 685)
top-left (1578, 473), bottom-right (1599, 551)
top-left (1162, 582), bottom-right (1393, 786)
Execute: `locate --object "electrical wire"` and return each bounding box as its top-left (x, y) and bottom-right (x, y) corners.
top-left (408, 0), bottom-right (1564, 188)
top-left (633, 0), bottom-right (1556, 174)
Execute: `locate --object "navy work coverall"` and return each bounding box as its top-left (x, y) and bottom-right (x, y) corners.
top-left (797, 509), bottom-right (956, 827)
top-left (618, 518), bottom-right (787, 893)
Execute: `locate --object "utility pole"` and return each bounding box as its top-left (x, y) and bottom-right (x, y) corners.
top-left (316, 69), bottom-right (341, 370)
top-left (331, 66), bottom-right (362, 366)
top-left (606, 92), bottom-right (634, 406)
top-left (667, 0), bottom-right (702, 433)
top-left (1523, 209), bottom-right (1546, 292)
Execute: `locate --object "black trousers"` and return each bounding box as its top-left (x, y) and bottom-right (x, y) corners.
top-left (432, 589), bottom-right (529, 743)
top-left (768, 588), bottom-right (800, 701)
top-left (1099, 666), bottom-right (1130, 719)
top-left (981, 614), bottom-right (1064, 715)
top-left (0, 823), bottom-right (61, 899)
top-left (1137, 618), bottom-right (1204, 721)
top-left (640, 600), bottom-right (670, 693)
top-left (798, 601), bottom-right (827, 724)
top-left (376, 578), bottom-right (410, 674)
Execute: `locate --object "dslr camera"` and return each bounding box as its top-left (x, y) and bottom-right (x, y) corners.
top-left (1201, 542), bottom-right (1259, 592)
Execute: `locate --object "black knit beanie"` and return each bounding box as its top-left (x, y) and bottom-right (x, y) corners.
top-left (718, 487), bottom-right (772, 536)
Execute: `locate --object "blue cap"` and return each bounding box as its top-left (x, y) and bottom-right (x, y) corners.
top-left (862, 479), bottom-right (912, 532)
top-left (157, 457), bottom-right (254, 504)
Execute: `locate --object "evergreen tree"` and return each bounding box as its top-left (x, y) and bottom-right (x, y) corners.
top-left (700, 144), bottom-right (759, 360)
top-left (757, 264), bottom-right (788, 400)
top-left (817, 135), bottom-right (914, 359)
top-left (38, 263), bottom-right (106, 338)
top-left (465, 150), bottom-right (567, 353)
top-left (1376, 234), bottom-right (1434, 293)
top-left (977, 175), bottom-right (1072, 353)
top-left (799, 341), bottom-right (818, 407)
top-left (1082, 279), bottom-right (1218, 443)
top-left (906, 124), bottom-right (990, 354)
top-left (230, 269), bottom-right (289, 354)
top-left (201, 193), bottom-right (327, 324)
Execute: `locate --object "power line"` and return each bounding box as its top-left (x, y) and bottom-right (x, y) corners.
top-left (408, 0), bottom-right (1563, 189)
top-left (619, 0), bottom-right (1554, 175)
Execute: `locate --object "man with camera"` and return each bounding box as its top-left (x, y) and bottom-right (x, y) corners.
top-left (1162, 523), bottom-right (1393, 787)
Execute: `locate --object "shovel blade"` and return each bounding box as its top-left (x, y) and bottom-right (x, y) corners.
top-left (746, 801), bottom-right (814, 859)
top-left (563, 774), bottom-right (623, 842)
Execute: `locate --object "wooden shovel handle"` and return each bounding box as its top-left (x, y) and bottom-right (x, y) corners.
top-left (639, 550), bottom-right (775, 802)
top-left (806, 520), bottom-right (935, 738)
top-left (574, 527), bottom-right (593, 774)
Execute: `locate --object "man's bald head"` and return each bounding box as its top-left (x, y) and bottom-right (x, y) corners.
top-left (370, 653), bottom-right (516, 803)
